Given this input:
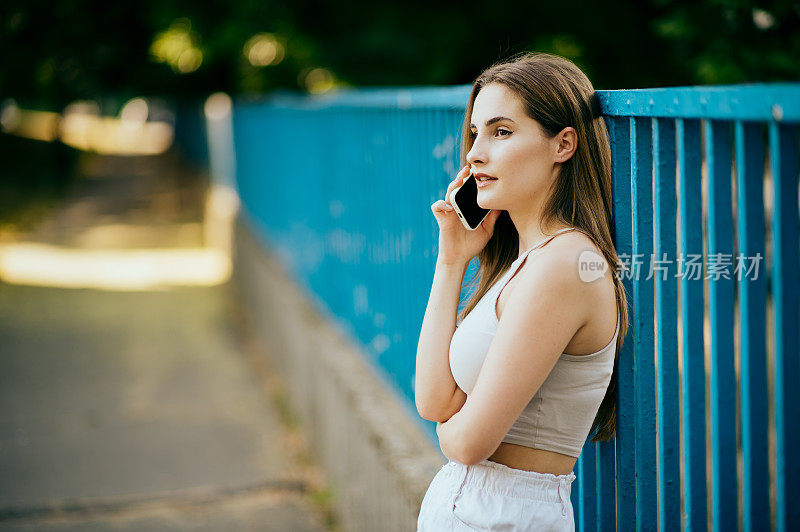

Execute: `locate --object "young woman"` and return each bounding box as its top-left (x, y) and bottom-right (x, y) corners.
top-left (415, 52), bottom-right (629, 531)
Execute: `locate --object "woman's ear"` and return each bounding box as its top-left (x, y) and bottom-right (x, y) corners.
top-left (553, 126), bottom-right (578, 163)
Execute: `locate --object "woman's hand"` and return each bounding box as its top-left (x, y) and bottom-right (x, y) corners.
top-left (430, 165), bottom-right (502, 267)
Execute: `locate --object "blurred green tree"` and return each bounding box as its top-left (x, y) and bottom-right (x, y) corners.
top-left (0, 0), bottom-right (797, 110)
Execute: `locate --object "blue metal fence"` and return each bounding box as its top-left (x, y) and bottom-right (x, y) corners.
top-left (228, 83), bottom-right (800, 531)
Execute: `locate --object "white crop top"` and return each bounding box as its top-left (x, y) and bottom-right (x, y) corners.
top-left (448, 227), bottom-right (620, 458)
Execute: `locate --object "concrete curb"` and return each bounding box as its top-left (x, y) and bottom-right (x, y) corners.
top-left (232, 218), bottom-right (444, 532)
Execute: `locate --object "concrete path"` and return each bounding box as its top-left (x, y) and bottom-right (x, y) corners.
top-left (0, 151), bottom-right (332, 531)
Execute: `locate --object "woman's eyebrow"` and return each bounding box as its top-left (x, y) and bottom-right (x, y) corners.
top-left (469, 116), bottom-right (516, 128)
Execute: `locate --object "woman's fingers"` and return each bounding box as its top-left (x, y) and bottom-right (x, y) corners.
top-left (432, 165), bottom-right (470, 218)
top-left (431, 199), bottom-right (453, 213)
top-left (445, 165), bottom-right (471, 207)
top-left (444, 183), bottom-right (457, 207)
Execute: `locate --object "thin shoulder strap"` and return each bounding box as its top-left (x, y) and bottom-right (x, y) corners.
top-left (518, 226), bottom-right (583, 260)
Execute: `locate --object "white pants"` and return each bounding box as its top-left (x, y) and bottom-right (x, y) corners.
top-left (417, 458), bottom-right (576, 531)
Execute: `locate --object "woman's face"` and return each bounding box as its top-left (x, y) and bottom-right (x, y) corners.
top-left (466, 83), bottom-right (559, 212)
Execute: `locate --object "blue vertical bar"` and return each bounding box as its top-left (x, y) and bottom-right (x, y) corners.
top-left (734, 120), bottom-right (769, 531)
top-left (573, 455), bottom-right (583, 530)
top-left (653, 117), bottom-right (681, 532)
top-left (597, 118), bottom-right (618, 532)
top-left (333, 109), bottom-right (349, 328)
top-left (390, 106), bottom-right (404, 382)
top-left (630, 117), bottom-right (657, 531)
top-left (677, 118), bottom-right (708, 532)
top-left (382, 107), bottom-right (391, 370)
top-left (579, 440), bottom-right (598, 531)
top-left (596, 440), bottom-right (616, 531)
top-left (769, 122), bottom-right (800, 532)
top-left (705, 120), bottom-right (738, 531)
top-left (401, 107), bottom-right (419, 399)
top-left (608, 116), bottom-right (634, 532)
top-left (363, 107), bottom-right (375, 367)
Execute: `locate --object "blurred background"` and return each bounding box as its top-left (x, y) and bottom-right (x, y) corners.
top-left (2, 0), bottom-right (799, 235)
top-left (1, 1), bottom-right (798, 531)
top-left (3, 0), bottom-right (799, 234)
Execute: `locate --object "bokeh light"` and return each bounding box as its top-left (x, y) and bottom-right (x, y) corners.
top-left (150, 18), bottom-right (203, 74)
top-left (244, 33), bottom-right (285, 67)
top-left (300, 67), bottom-right (337, 94)
top-left (204, 92), bottom-right (232, 121)
top-left (0, 100), bottom-right (59, 142)
top-left (120, 98), bottom-right (149, 125)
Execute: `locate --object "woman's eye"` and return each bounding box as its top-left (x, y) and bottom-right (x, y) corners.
top-left (470, 128), bottom-right (512, 137)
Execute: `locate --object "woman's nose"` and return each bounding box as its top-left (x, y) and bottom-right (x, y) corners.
top-left (466, 140), bottom-right (486, 166)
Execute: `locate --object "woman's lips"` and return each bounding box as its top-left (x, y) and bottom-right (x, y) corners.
top-left (474, 173), bottom-right (497, 188)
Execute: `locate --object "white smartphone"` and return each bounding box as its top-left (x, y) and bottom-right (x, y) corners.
top-left (449, 173), bottom-right (491, 231)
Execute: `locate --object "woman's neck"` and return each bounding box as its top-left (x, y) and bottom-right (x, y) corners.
top-left (509, 210), bottom-right (571, 257)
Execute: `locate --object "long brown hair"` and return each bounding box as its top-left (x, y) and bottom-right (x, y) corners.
top-left (457, 52), bottom-right (629, 441)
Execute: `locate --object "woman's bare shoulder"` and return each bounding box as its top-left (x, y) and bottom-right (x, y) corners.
top-left (526, 231), bottom-right (615, 311)
top-left (545, 230), bottom-right (611, 277)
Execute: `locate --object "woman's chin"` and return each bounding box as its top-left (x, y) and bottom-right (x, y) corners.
top-left (476, 195), bottom-right (497, 210)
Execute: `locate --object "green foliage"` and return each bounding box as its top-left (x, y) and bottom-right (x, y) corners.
top-left (1, 0), bottom-right (797, 109)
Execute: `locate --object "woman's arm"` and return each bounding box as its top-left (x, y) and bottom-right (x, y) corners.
top-left (415, 259), bottom-right (469, 422)
top-left (436, 421), bottom-right (459, 462)
top-left (420, 165), bottom-right (500, 422)
top-left (436, 412), bottom-right (470, 463)
top-left (438, 250), bottom-right (591, 465)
